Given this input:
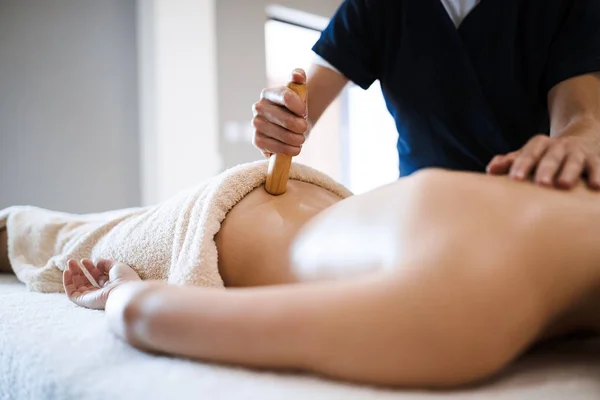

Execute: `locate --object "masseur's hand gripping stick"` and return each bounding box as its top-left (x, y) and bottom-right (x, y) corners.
top-left (264, 81), bottom-right (308, 195)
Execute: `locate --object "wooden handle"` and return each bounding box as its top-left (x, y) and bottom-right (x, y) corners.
top-left (264, 81), bottom-right (307, 195)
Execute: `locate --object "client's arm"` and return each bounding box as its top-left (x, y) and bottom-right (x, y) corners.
top-left (65, 242), bottom-right (461, 387)
top-left (67, 235), bottom-right (526, 389)
top-left (99, 254), bottom-right (526, 389)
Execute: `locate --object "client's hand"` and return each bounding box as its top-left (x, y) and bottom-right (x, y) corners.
top-left (63, 258), bottom-right (141, 310)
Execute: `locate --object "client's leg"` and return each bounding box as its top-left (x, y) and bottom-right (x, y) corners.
top-left (0, 227), bottom-right (11, 274)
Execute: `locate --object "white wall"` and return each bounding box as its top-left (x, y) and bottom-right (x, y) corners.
top-left (137, 0), bottom-right (221, 205)
top-left (0, 0), bottom-right (140, 213)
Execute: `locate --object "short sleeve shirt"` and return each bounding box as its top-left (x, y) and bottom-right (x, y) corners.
top-left (312, 0), bottom-right (600, 176)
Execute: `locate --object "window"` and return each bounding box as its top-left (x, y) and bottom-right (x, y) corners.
top-left (264, 15), bottom-right (398, 194)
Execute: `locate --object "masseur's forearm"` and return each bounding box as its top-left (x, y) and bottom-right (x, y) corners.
top-left (548, 72), bottom-right (600, 144)
top-left (305, 64), bottom-right (349, 132)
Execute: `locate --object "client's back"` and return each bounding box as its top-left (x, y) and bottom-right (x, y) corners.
top-left (288, 169), bottom-right (600, 370)
top-left (291, 168), bottom-right (600, 292)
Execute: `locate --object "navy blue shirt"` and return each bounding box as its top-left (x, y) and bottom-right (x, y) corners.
top-left (312, 0), bottom-right (600, 176)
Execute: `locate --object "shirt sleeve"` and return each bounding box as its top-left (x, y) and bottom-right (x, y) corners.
top-left (543, 0), bottom-right (600, 93)
top-left (312, 0), bottom-right (387, 90)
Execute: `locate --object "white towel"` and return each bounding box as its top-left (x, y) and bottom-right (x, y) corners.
top-left (0, 161), bottom-right (352, 293)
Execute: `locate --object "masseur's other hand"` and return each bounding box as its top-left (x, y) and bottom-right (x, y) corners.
top-left (63, 258), bottom-right (141, 310)
top-left (487, 134), bottom-right (600, 190)
top-left (252, 68), bottom-right (309, 158)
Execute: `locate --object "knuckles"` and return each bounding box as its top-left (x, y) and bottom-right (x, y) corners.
top-left (281, 116), bottom-right (308, 134)
top-left (252, 132), bottom-right (265, 149)
top-left (282, 90), bottom-right (295, 108)
top-left (252, 101), bottom-right (263, 116)
top-left (251, 115), bottom-right (264, 130)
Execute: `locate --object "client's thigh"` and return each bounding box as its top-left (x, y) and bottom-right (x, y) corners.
top-left (215, 180), bottom-right (342, 287)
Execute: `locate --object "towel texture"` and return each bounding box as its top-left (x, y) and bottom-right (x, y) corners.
top-left (0, 161), bottom-right (352, 293)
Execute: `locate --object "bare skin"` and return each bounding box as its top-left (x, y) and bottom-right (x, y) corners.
top-left (58, 170), bottom-right (600, 389)
top-left (215, 180), bottom-right (343, 287)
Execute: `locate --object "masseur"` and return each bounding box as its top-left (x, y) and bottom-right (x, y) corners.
top-left (3, 169), bottom-right (593, 389)
top-left (252, 0), bottom-right (600, 189)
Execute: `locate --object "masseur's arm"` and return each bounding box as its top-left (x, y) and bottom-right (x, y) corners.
top-left (489, 73), bottom-right (600, 188)
top-left (544, 72), bottom-right (600, 184)
top-left (548, 72), bottom-right (600, 143)
top-left (252, 65), bottom-right (348, 157)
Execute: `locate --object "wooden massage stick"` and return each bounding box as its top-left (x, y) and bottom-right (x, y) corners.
top-left (264, 81), bottom-right (307, 196)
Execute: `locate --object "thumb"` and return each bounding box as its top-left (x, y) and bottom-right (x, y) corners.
top-left (289, 68), bottom-right (307, 84)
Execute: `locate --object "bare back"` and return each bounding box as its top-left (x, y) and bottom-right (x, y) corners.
top-left (291, 170), bottom-right (600, 335)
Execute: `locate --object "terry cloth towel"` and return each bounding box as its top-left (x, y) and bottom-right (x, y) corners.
top-left (0, 161), bottom-right (352, 293)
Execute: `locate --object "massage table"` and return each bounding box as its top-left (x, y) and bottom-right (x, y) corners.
top-left (1, 274), bottom-right (599, 400)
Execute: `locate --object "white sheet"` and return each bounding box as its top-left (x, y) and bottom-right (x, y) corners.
top-left (1, 274), bottom-right (599, 400)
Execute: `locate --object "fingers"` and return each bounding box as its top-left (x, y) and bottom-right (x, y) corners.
top-left (252, 102), bottom-right (305, 157)
top-left (65, 258), bottom-right (104, 289)
top-left (92, 258), bottom-right (117, 275)
top-left (64, 263), bottom-right (95, 298)
top-left (74, 259), bottom-right (100, 288)
top-left (67, 259), bottom-right (81, 276)
top-left (289, 68), bottom-right (307, 84)
top-left (252, 114), bottom-right (306, 146)
top-left (486, 152), bottom-right (517, 175)
top-left (253, 132), bottom-right (302, 157)
top-left (66, 259), bottom-right (88, 289)
top-left (488, 135), bottom-right (600, 190)
top-left (81, 258), bottom-right (109, 287)
top-left (259, 86), bottom-right (306, 117)
top-left (252, 92), bottom-right (308, 156)
top-left (509, 136), bottom-right (550, 180)
top-left (81, 259), bottom-right (102, 280)
top-left (252, 101), bottom-right (308, 134)
top-left (63, 258), bottom-right (118, 310)
top-left (586, 158), bottom-right (600, 190)
top-left (252, 69), bottom-right (308, 157)
top-left (534, 143), bottom-right (567, 186)
top-left (557, 152), bottom-right (586, 189)
top-left (63, 268), bottom-right (75, 296)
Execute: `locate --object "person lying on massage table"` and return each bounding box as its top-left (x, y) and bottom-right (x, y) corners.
top-left (1, 169), bottom-right (599, 389)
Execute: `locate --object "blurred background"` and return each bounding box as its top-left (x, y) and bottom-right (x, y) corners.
top-left (0, 0), bottom-right (398, 213)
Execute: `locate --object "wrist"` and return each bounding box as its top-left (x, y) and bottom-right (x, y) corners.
top-left (105, 280), bottom-right (162, 344)
top-left (555, 115), bottom-right (600, 138)
top-left (554, 119), bottom-right (600, 152)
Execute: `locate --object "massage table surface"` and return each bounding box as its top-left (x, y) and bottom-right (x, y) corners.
top-left (1, 274), bottom-right (599, 400)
